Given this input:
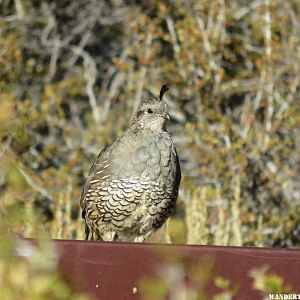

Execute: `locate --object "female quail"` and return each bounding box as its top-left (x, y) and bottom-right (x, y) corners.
top-left (80, 85), bottom-right (181, 242)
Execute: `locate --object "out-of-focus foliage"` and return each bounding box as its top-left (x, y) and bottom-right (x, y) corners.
top-left (250, 266), bottom-right (292, 294)
top-left (0, 0), bottom-right (300, 246)
top-left (139, 252), bottom-right (294, 299)
top-left (139, 254), bottom-right (239, 300)
top-left (0, 231), bottom-right (91, 300)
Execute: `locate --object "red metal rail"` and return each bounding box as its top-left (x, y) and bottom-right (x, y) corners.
top-left (21, 239), bottom-right (300, 299)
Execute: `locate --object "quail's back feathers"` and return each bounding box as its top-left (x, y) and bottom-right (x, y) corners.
top-left (80, 85), bottom-right (181, 242)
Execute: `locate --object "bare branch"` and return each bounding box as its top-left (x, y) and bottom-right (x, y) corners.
top-left (71, 45), bottom-right (100, 124)
top-left (46, 39), bottom-right (60, 82)
top-left (263, 0), bottom-right (274, 149)
top-left (165, 16), bottom-right (186, 79)
top-left (133, 31), bottom-right (153, 111)
top-left (14, 0), bottom-right (24, 19)
top-left (17, 167), bottom-right (53, 201)
top-left (234, 0), bottom-right (267, 20)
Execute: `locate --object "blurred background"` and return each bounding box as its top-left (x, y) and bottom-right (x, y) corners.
top-left (1, 0), bottom-right (300, 247)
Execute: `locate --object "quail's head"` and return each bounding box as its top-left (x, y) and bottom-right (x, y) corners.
top-left (131, 85), bottom-right (170, 132)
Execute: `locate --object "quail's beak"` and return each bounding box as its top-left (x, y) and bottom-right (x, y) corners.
top-left (158, 113), bottom-right (170, 120)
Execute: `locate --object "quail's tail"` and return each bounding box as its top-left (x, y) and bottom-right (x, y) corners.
top-left (85, 222), bottom-right (94, 240)
top-left (82, 209), bottom-right (93, 240)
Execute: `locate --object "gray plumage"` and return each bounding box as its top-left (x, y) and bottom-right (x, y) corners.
top-left (80, 85), bottom-right (181, 242)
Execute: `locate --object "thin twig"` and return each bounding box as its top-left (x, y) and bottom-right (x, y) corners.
top-left (165, 16), bottom-right (186, 78)
top-left (263, 0), bottom-right (274, 149)
top-left (133, 31), bottom-right (153, 111)
top-left (196, 3), bottom-right (225, 97)
top-left (71, 45), bottom-right (100, 124)
top-left (165, 16), bottom-right (181, 55)
top-left (46, 39), bottom-right (60, 82)
top-left (100, 46), bottom-right (129, 122)
top-left (14, 0), bottom-right (24, 19)
top-left (234, 0), bottom-right (266, 20)
top-left (17, 167), bottom-right (53, 201)
top-left (67, 31), bottom-right (92, 68)
top-left (66, 4), bottom-right (103, 68)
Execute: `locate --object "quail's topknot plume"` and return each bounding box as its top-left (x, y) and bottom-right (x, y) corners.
top-left (80, 85), bottom-right (181, 242)
top-left (159, 84), bottom-right (169, 100)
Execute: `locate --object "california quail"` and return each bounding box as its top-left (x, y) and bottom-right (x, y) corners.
top-left (80, 85), bottom-right (181, 242)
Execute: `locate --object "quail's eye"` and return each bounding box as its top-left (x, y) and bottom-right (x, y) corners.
top-left (147, 109), bottom-right (154, 114)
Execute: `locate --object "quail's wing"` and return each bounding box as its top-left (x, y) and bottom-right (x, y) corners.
top-left (84, 176), bottom-right (175, 230)
top-left (80, 141), bottom-right (146, 227)
top-left (174, 148), bottom-right (181, 189)
top-left (85, 178), bottom-right (150, 228)
top-left (80, 146), bottom-right (110, 216)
